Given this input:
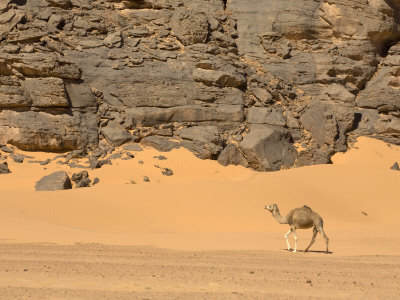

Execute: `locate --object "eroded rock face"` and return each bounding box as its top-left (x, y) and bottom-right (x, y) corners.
top-left (0, 0), bottom-right (399, 170)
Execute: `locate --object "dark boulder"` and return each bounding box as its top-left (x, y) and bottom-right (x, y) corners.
top-left (390, 162), bottom-right (399, 171)
top-left (218, 145), bottom-right (248, 167)
top-left (35, 171), bottom-right (72, 191)
top-left (0, 162), bottom-right (11, 174)
top-left (239, 125), bottom-right (297, 171)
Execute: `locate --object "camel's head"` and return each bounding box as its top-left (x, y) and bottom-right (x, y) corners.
top-left (265, 204), bottom-right (277, 212)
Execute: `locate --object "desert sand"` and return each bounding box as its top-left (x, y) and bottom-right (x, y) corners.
top-left (0, 137), bottom-right (400, 299)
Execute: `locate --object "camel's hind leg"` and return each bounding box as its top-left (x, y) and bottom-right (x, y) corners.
top-left (305, 227), bottom-right (318, 252)
top-left (316, 226), bottom-right (329, 253)
top-left (291, 227), bottom-right (298, 253)
top-left (284, 229), bottom-right (292, 251)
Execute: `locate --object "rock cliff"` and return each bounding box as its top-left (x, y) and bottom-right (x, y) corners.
top-left (1, 0), bottom-right (399, 170)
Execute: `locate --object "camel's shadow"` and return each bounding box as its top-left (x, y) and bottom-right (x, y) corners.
top-left (283, 249), bottom-right (333, 254)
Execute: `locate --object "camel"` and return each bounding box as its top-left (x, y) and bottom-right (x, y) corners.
top-left (265, 204), bottom-right (329, 253)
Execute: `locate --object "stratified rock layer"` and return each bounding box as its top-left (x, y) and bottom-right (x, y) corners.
top-left (1, 0), bottom-right (400, 170)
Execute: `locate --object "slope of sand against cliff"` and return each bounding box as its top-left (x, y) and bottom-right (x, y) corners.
top-left (0, 137), bottom-right (400, 254)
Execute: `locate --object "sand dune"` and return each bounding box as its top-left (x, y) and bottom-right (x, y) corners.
top-left (0, 137), bottom-right (400, 256)
top-left (1, 137), bottom-right (400, 298)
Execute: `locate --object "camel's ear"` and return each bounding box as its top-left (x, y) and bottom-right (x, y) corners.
top-left (273, 204), bottom-right (278, 209)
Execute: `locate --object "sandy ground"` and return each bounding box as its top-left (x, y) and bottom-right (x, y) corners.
top-left (0, 137), bottom-right (400, 298)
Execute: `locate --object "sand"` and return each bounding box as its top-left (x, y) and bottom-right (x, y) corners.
top-left (0, 136), bottom-right (400, 299)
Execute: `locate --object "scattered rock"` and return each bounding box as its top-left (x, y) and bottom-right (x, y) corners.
top-left (92, 177), bottom-right (100, 185)
top-left (143, 176), bottom-right (150, 182)
top-left (108, 153), bottom-right (122, 160)
top-left (71, 171), bottom-right (89, 182)
top-left (153, 155), bottom-right (167, 160)
top-left (161, 168), bottom-right (173, 176)
top-left (35, 171), bottom-right (72, 191)
top-left (88, 157), bottom-right (101, 169)
top-left (1, 146), bottom-right (13, 153)
top-left (10, 153), bottom-right (24, 163)
top-left (122, 143), bottom-right (143, 152)
top-left (39, 159), bottom-right (52, 166)
top-left (390, 162), bottom-right (399, 171)
top-left (75, 178), bottom-right (91, 188)
top-left (0, 162), bottom-right (11, 174)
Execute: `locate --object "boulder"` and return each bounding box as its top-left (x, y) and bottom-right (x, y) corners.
top-left (71, 170), bottom-right (89, 182)
top-left (101, 122), bottom-right (133, 147)
top-left (176, 126), bottom-right (222, 159)
top-left (35, 171), bottom-right (72, 191)
top-left (390, 162), bottom-right (399, 171)
top-left (10, 153), bottom-right (24, 163)
top-left (161, 168), bottom-right (173, 176)
top-left (0, 162), bottom-right (11, 174)
top-left (239, 125), bottom-right (297, 171)
top-left (218, 144), bottom-right (248, 167)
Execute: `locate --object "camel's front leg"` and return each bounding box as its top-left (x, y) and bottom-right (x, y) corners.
top-left (284, 229), bottom-right (292, 251)
top-left (292, 228), bottom-right (298, 253)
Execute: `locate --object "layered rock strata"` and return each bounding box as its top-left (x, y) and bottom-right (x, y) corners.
top-left (0, 0), bottom-right (399, 170)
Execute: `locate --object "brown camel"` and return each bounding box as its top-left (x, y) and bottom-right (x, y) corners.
top-left (265, 204), bottom-right (329, 253)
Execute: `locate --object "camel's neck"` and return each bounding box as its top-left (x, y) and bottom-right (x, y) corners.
top-left (272, 208), bottom-right (288, 224)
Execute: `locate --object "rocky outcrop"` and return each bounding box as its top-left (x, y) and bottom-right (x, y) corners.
top-left (1, 0), bottom-right (400, 171)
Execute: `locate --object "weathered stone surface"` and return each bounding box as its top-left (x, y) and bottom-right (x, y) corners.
top-left (126, 105), bottom-right (244, 127)
top-left (176, 126), bottom-right (222, 159)
top-left (171, 8), bottom-right (209, 46)
top-left (122, 143), bottom-right (143, 152)
top-left (141, 136), bottom-right (180, 152)
top-left (49, 0), bottom-right (72, 9)
top-left (35, 171), bottom-right (72, 191)
top-left (193, 69), bottom-right (247, 89)
top-left (101, 122), bottom-right (133, 147)
top-left (65, 82), bottom-right (97, 108)
top-left (247, 108), bottom-right (286, 126)
top-left (239, 125), bottom-right (297, 171)
top-left (22, 77), bottom-right (69, 107)
top-left (0, 53), bottom-right (82, 80)
top-left (357, 66), bottom-right (400, 113)
top-left (0, 76), bottom-right (29, 107)
top-left (300, 100), bottom-right (355, 150)
top-left (218, 144), bottom-right (248, 167)
top-left (0, 110), bottom-right (98, 152)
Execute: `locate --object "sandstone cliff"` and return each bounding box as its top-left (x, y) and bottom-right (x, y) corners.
top-left (1, 0), bottom-right (399, 171)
